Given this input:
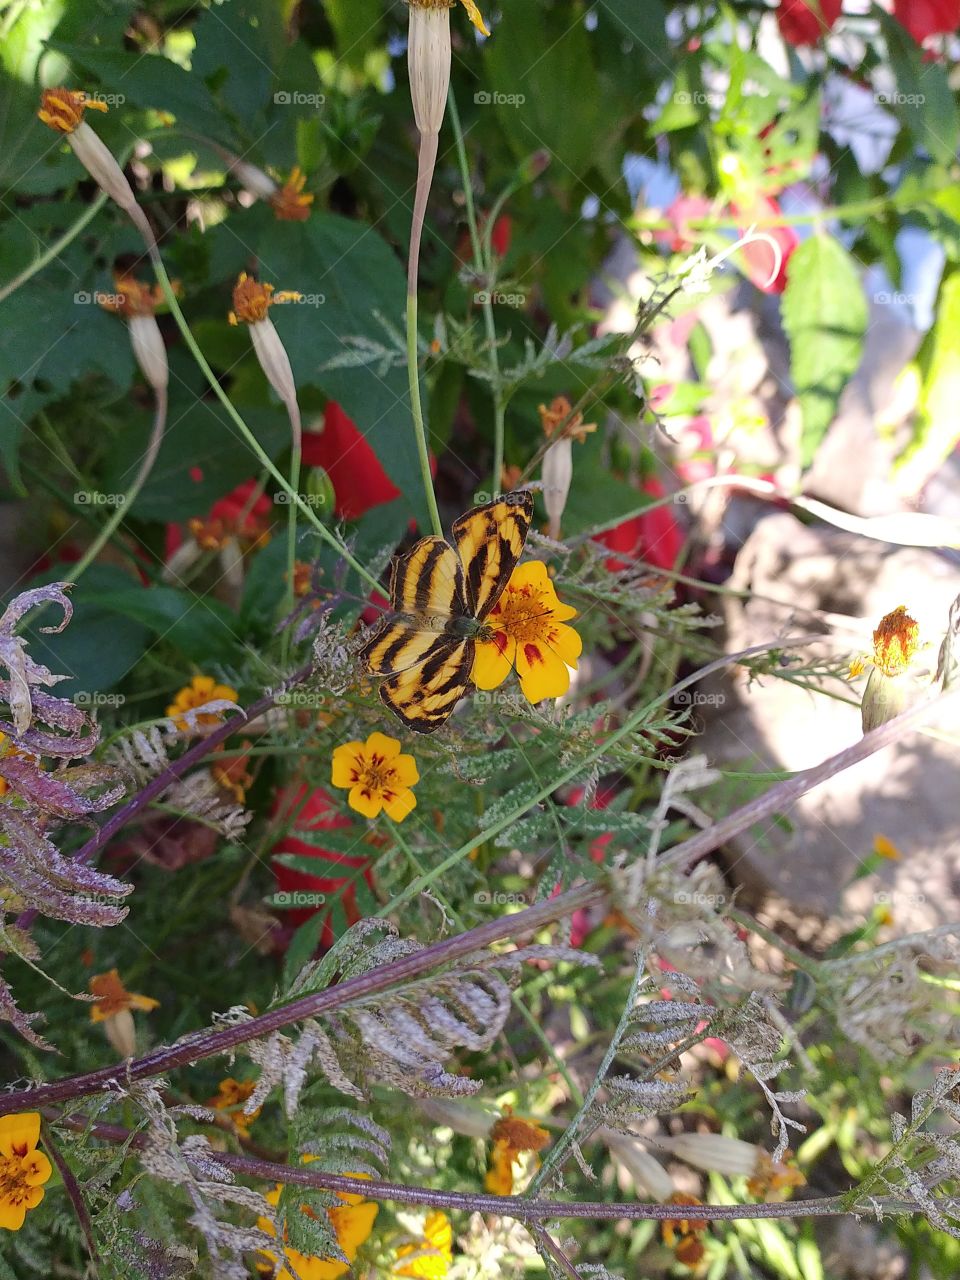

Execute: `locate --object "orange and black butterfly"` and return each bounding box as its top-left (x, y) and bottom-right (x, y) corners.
top-left (361, 491), bottom-right (534, 733)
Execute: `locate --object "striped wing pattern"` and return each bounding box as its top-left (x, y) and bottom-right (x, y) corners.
top-left (361, 492), bottom-right (533, 733)
top-left (452, 491), bottom-right (534, 619)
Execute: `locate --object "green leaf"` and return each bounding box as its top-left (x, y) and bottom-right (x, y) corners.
top-left (323, 0), bottom-right (383, 68)
top-left (47, 43), bottom-right (231, 142)
top-left (77, 585), bottom-right (244, 665)
top-left (895, 270), bottom-right (960, 491)
top-left (257, 215), bottom-right (427, 524)
top-left (879, 13), bottom-right (959, 167)
top-left (781, 235), bottom-right (868, 468)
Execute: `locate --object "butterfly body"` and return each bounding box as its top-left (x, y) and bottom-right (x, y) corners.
top-left (361, 491), bottom-right (534, 733)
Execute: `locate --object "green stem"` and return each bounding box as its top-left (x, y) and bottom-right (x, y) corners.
top-left (447, 87), bottom-right (506, 497)
top-left (281, 419), bottom-right (302, 669)
top-left (406, 292), bottom-right (443, 538)
top-left (526, 948), bottom-right (648, 1194)
top-left (64, 384), bottom-right (167, 586)
top-left (145, 248), bottom-right (381, 593)
top-left (0, 186), bottom-right (113, 305)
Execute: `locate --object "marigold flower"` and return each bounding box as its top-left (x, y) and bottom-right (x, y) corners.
top-left (394, 1210), bottom-right (453, 1278)
top-left (745, 1150), bottom-right (806, 1199)
top-left (331, 732), bottom-right (419, 821)
top-left (484, 1111), bottom-right (550, 1195)
top-left (872, 605), bottom-right (919, 678)
top-left (537, 395), bottom-right (596, 443)
top-left (0, 1113), bottom-right (52, 1231)
top-left (211, 744), bottom-right (254, 805)
top-left (257, 1164), bottom-right (378, 1280)
top-left (166, 674), bottom-right (239, 733)
top-left (472, 561), bottom-right (581, 703)
top-left (99, 271), bottom-right (170, 391)
top-left (38, 88), bottom-right (140, 217)
top-left (661, 1192), bottom-right (708, 1248)
top-left (207, 1076), bottom-right (260, 1137)
top-left (229, 273), bottom-right (301, 413)
top-left (271, 166), bottom-right (314, 221)
top-left (89, 968), bottom-right (159, 1058)
top-left (873, 833), bottom-right (902, 861)
top-left (37, 87), bottom-right (107, 133)
top-left (187, 478), bottom-right (273, 554)
top-left (229, 272), bottom-right (301, 326)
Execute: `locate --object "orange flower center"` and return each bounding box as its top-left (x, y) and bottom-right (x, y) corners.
top-left (0, 1155), bottom-right (38, 1204)
top-left (487, 585), bottom-right (554, 646)
top-left (351, 751), bottom-right (399, 799)
top-left (38, 88), bottom-right (107, 133)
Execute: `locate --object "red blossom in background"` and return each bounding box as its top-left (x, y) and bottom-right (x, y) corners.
top-left (656, 194), bottom-right (711, 253)
top-left (301, 401), bottom-right (400, 520)
top-left (271, 785), bottom-right (373, 948)
top-left (776, 0), bottom-right (842, 47)
top-left (893, 0), bottom-right (960, 42)
top-left (594, 477), bottom-right (683, 573)
top-left (730, 195), bottom-right (799, 293)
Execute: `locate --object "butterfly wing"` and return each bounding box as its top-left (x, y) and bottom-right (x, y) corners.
top-left (451, 490), bottom-right (534, 621)
top-left (376, 634), bottom-right (474, 733)
top-left (361, 537), bottom-right (473, 733)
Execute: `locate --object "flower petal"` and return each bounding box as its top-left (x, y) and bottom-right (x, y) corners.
top-left (331, 743), bottom-right (364, 788)
top-left (0, 1112), bottom-right (40, 1159)
top-left (23, 1151), bottom-right (52, 1188)
top-left (460, 0), bottom-right (490, 36)
top-left (472, 632), bottom-right (516, 690)
top-left (348, 785), bottom-right (383, 819)
top-left (366, 731), bottom-right (401, 759)
top-left (384, 789), bottom-right (416, 822)
top-left (547, 622), bottom-right (582, 665)
top-left (392, 754), bottom-right (420, 787)
top-left (516, 641), bottom-right (571, 702)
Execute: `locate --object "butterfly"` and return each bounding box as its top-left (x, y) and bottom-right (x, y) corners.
top-left (361, 490), bottom-right (534, 733)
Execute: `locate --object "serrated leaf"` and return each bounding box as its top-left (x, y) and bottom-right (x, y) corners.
top-left (781, 235), bottom-right (867, 467)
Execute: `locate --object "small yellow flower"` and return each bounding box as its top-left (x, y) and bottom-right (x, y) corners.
top-left (228, 272), bottom-right (302, 326)
top-left (37, 87), bottom-right (107, 134)
top-left (211, 744), bottom-right (254, 805)
top-left (256, 1164), bottom-right (378, 1280)
top-left (745, 1150), bottom-right (806, 1199)
top-left (484, 1111), bottom-right (550, 1196)
top-left (394, 1210), bottom-right (453, 1278)
top-left (89, 968), bottom-right (159, 1058)
top-left (207, 1076), bottom-right (260, 1137)
top-left (166, 674), bottom-right (238, 733)
top-left (873, 833), bottom-right (902, 861)
top-left (0, 1113), bottom-right (52, 1232)
top-left (331, 732), bottom-right (419, 821)
top-left (271, 166), bottom-right (314, 222)
top-left (537, 395), bottom-right (596, 443)
top-left (472, 561), bottom-right (581, 703)
top-left (872, 604), bottom-right (919, 677)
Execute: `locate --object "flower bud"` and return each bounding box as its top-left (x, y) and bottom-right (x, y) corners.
top-left (542, 437), bottom-right (572, 540)
top-left (250, 317), bottom-right (298, 410)
top-left (408, 4), bottom-right (452, 136)
top-left (128, 314), bottom-right (168, 391)
top-left (103, 1007), bottom-right (136, 1059)
top-left (305, 465), bottom-right (336, 515)
top-left (657, 1133), bottom-right (761, 1178)
top-left (598, 1128), bottom-right (674, 1202)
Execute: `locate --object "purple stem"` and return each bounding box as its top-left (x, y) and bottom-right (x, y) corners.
top-left (0, 883), bottom-right (602, 1115)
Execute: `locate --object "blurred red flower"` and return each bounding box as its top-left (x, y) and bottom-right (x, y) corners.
top-left (301, 401), bottom-right (400, 519)
top-left (594, 476), bottom-right (683, 572)
top-left (893, 0), bottom-right (960, 42)
top-left (656, 194), bottom-right (711, 253)
top-left (776, 0), bottom-right (842, 46)
top-left (730, 195), bottom-right (799, 293)
top-left (165, 478), bottom-right (273, 559)
top-left (271, 785), bottom-right (373, 947)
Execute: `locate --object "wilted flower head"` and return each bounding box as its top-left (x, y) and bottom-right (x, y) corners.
top-left (871, 604), bottom-right (919, 678)
top-left (37, 88), bottom-right (140, 217)
top-left (100, 272), bottom-right (171, 391)
top-left (271, 166), bottom-right (314, 221)
top-left (229, 273), bottom-right (301, 415)
top-left (37, 88), bottom-right (107, 133)
top-left (229, 273), bottom-right (301, 326)
top-left (89, 968), bottom-right (159, 1057)
top-left (484, 1109), bottom-right (550, 1195)
top-left (538, 395), bottom-right (596, 443)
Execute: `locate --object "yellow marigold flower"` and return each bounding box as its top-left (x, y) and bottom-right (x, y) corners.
top-left (0, 1113), bottom-right (52, 1232)
top-left (394, 1210), bottom-right (453, 1278)
top-left (89, 968), bottom-right (159, 1058)
top-left (228, 272), bottom-right (301, 326)
top-left (872, 604), bottom-right (919, 677)
top-left (331, 732), bottom-right (419, 821)
top-left (484, 1111), bottom-right (550, 1195)
top-left (37, 87), bottom-right (107, 133)
top-left (271, 166), bottom-right (314, 221)
top-left (207, 1076), bottom-right (260, 1137)
top-left (166, 674), bottom-right (239, 733)
top-left (537, 395), bottom-right (596, 443)
top-left (745, 1150), bottom-right (806, 1199)
top-left (211, 744), bottom-right (254, 805)
top-left (873, 833), bottom-right (901, 861)
top-left (472, 561), bottom-right (581, 703)
top-left (257, 1165), bottom-right (378, 1280)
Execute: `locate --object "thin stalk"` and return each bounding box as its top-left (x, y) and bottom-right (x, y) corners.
top-left (144, 246), bottom-right (381, 593)
top-left (0, 186), bottom-right (112, 305)
top-left (406, 128), bottom-right (444, 538)
top-left (526, 948), bottom-right (647, 1195)
top-left (281, 399), bottom-right (303, 669)
top-left (447, 87), bottom-right (506, 496)
top-left (63, 385), bottom-right (167, 586)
